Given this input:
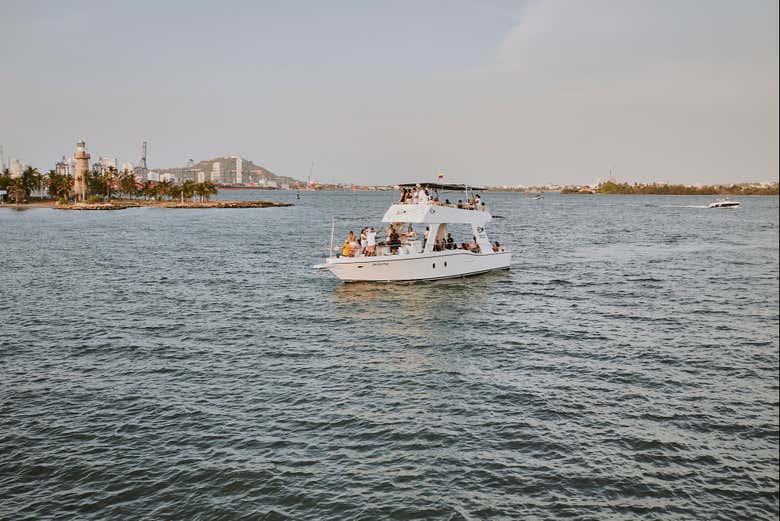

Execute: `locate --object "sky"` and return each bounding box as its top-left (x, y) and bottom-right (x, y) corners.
top-left (1, 0), bottom-right (777, 186)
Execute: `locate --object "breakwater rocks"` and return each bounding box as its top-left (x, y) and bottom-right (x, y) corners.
top-left (56, 200), bottom-right (293, 211)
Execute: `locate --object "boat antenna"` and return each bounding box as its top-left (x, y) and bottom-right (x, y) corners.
top-left (329, 217), bottom-right (335, 258)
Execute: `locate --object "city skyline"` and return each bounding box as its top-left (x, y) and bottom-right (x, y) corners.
top-left (1, 1), bottom-right (777, 186)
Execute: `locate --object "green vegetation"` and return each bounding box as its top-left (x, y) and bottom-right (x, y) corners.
top-left (0, 167), bottom-right (219, 204)
top-left (594, 180), bottom-right (778, 195)
top-left (560, 187), bottom-right (594, 194)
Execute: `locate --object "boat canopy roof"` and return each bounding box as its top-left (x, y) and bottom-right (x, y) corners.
top-left (397, 182), bottom-right (486, 191)
top-left (382, 203), bottom-right (492, 225)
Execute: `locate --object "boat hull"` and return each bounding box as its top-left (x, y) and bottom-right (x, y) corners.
top-left (324, 251), bottom-right (511, 282)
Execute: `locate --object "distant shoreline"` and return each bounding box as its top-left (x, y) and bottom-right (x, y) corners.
top-left (1, 200), bottom-right (293, 210)
top-left (556, 192), bottom-right (779, 196)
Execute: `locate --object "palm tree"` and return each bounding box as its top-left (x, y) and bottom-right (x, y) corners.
top-left (157, 179), bottom-right (172, 200)
top-left (0, 169), bottom-right (12, 193)
top-left (9, 177), bottom-right (26, 203)
top-left (102, 166), bottom-right (118, 199)
top-left (139, 180), bottom-right (154, 200)
top-left (47, 170), bottom-right (73, 201)
top-left (180, 180), bottom-right (197, 202)
top-left (86, 169), bottom-right (104, 199)
top-left (196, 180), bottom-right (217, 202)
top-left (118, 171), bottom-right (137, 199)
top-left (20, 166), bottom-right (42, 200)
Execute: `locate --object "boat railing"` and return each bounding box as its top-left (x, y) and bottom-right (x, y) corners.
top-left (334, 241), bottom-right (508, 259)
top-left (396, 200), bottom-right (489, 212)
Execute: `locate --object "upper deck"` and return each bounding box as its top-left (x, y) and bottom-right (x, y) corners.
top-left (382, 203), bottom-right (492, 225)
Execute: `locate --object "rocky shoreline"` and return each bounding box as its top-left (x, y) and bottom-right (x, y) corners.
top-left (53, 200), bottom-right (293, 211)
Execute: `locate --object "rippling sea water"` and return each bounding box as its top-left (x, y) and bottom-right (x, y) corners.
top-left (1, 192), bottom-right (778, 520)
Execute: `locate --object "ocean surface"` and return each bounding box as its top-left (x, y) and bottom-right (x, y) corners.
top-left (1, 191), bottom-right (778, 520)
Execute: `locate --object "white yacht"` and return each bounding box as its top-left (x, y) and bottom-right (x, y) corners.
top-left (708, 199), bottom-right (741, 208)
top-left (316, 183), bottom-right (511, 282)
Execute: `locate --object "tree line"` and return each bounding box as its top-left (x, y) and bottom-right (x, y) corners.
top-left (0, 167), bottom-right (218, 203)
top-left (560, 181), bottom-right (778, 195)
top-left (594, 180), bottom-right (778, 195)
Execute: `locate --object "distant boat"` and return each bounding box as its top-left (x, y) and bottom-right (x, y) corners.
top-left (708, 199), bottom-right (740, 209)
top-left (532, 194), bottom-right (544, 200)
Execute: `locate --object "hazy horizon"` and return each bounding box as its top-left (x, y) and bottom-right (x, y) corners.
top-left (1, 0), bottom-right (777, 186)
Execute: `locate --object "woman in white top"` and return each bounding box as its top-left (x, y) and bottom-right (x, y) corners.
top-left (366, 228), bottom-right (377, 256)
top-left (360, 228), bottom-right (368, 256)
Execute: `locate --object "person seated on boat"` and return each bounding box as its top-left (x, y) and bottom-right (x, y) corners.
top-left (341, 240), bottom-right (350, 257)
top-left (388, 228), bottom-right (401, 254)
top-left (474, 194), bottom-right (481, 207)
top-left (404, 224), bottom-right (416, 239)
top-left (457, 200), bottom-right (464, 209)
top-left (399, 188), bottom-right (407, 203)
top-left (492, 241), bottom-right (502, 253)
top-left (462, 242), bottom-right (470, 251)
top-left (446, 233), bottom-right (455, 249)
top-left (444, 198), bottom-right (451, 206)
top-left (366, 227), bottom-right (377, 256)
top-left (433, 196), bottom-right (441, 205)
top-left (341, 235), bottom-right (356, 257)
top-left (470, 236), bottom-right (480, 253)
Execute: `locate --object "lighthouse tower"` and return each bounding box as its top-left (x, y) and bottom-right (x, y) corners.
top-left (73, 140), bottom-right (90, 201)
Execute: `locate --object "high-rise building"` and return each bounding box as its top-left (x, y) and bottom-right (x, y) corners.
top-left (121, 162), bottom-right (134, 174)
top-left (101, 157), bottom-right (117, 171)
top-left (235, 157), bottom-right (243, 184)
top-left (211, 162), bottom-right (221, 182)
top-left (73, 140), bottom-right (90, 201)
top-left (9, 158), bottom-right (23, 178)
top-left (55, 156), bottom-right (73, 176)
top-left (93, 156), bottom-right (117, 174)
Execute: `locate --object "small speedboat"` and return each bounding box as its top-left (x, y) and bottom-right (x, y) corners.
top-left (708, 199), bottom-right (740, 209)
